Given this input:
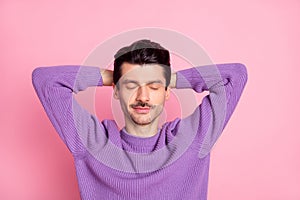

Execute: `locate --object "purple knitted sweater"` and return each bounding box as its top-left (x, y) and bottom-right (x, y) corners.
top-left (32, 63), bottom-right (248, 200)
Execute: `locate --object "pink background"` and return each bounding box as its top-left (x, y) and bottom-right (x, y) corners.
top-left (1, 0), bottom-right (299, 199)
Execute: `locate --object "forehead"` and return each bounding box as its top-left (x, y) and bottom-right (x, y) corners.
top-left (120, 62), bottom-right (165, 83)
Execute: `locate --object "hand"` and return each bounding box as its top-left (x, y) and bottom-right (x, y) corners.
top-left (169, 72), bottom-right (177, 88)
top-left (100, 69), bottom-right (114, 86)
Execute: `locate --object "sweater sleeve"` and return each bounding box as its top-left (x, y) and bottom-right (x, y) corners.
top-left (31, 65), bottom-right (104, 157)
top-left (176, 63), bottom-right (248, 158)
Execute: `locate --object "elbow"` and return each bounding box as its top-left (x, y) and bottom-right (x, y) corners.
top-left (217, 62), bottom-right (248, 87)
top-left (31, 67), bottom-right (42, 86)
top-left (227, 63), bottom-right (248, 90)
top-left (235, 63), bottom-right (248, 85)
top-left (32, 67), bottom-right (43, 78)
top-left (31, 67), bottom-right (48, 88)
top-left (223, 63), bottom-right (248, 84)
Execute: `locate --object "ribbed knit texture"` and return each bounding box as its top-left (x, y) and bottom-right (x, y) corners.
top-left (32, 63), bottom-right (248, 200)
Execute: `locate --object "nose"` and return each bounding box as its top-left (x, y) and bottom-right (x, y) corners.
top-left (135, 85), bottom-right (150, 102)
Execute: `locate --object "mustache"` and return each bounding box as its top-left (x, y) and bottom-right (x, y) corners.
top-left (130, 102), bottom-right (154, 108)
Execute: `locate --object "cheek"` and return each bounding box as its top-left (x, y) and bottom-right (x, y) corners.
top-left (120, 90), bottom-right (137, 104)
top-left (150, 92), bottom-right (166, 103)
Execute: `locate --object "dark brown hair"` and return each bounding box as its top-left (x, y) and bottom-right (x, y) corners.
top-left (113, 39), bottom-right (171, 90)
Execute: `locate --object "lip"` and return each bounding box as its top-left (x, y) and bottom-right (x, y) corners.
top-left (132, 106), bottom-right (150, 114)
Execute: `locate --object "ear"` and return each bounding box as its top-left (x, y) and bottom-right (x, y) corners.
top-left (165, 87), bottom-right (171, 100)
top-left (112, 83), bottom-right (120, 100)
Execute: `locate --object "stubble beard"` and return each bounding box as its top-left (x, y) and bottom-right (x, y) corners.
top-left (129, 113), bottom-right (152, 126)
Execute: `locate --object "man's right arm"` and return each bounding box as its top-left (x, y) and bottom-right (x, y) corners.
top-left (32, 65), bottom-right (107, 157)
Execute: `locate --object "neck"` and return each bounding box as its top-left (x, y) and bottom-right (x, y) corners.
top-left (124, 118), bottom-right (160, 138)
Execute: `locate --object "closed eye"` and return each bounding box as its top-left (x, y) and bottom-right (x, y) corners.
top-left (148, 83), bottom-right (163, 90)
top-left (125, 82), bottom-right (138, 89)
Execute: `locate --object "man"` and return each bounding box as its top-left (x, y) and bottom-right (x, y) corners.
top-left (32, 39), bottom-right (248, 200)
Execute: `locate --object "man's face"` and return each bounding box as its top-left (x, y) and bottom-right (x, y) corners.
top-left (113, 62), bottom-right (170, 126)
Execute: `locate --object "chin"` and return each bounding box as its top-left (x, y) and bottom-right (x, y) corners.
top-left (129, 114), bottom-right (152, 126)
top-left (131, 118), bottom-right (152, 126)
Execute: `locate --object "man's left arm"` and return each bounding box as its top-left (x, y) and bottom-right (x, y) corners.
top-left (171, 63), bottom-right (248, 158)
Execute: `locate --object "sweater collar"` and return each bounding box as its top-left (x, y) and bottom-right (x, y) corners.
top-left (120, 127), bottom-right (161, 149)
